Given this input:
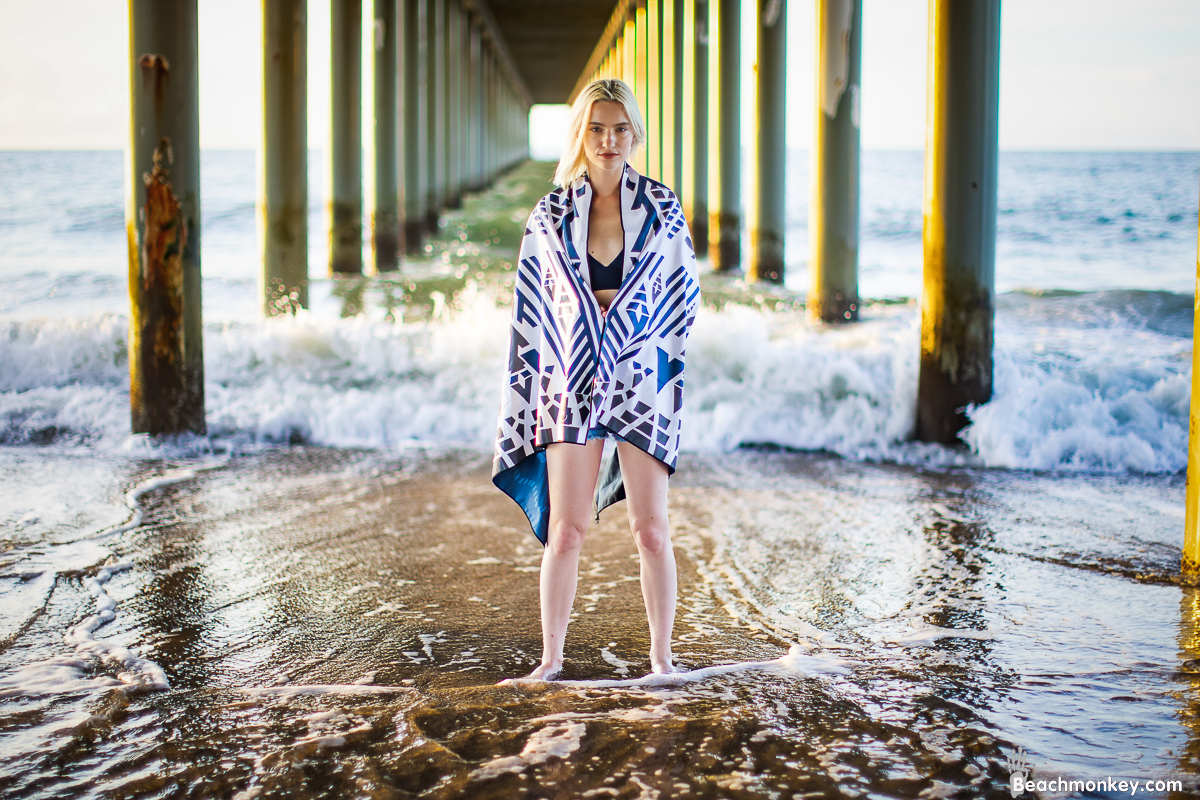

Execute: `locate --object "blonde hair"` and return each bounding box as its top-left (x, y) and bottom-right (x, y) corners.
top-left (552, 79), bottom-right (646, 189)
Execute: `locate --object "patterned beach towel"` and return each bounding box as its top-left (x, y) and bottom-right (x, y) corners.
top-left (492, 163), bottom-right (700, 544)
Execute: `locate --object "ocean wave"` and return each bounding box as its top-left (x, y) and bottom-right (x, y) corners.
top-left (0, 289), bottom-right (1192, 473)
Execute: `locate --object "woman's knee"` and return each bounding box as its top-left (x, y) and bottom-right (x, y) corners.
top-left (548, 518), bottom-right (589, 554)
top-left (631, 519), bottom-right (671, 556)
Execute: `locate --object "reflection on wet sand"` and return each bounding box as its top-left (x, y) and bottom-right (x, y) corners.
top-left (1, 447), bottom-right (1198, 798)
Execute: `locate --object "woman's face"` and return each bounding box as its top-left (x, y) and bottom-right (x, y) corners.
top-left (582, 100), bottom-right (634, 176)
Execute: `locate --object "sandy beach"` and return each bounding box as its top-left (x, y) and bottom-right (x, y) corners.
top-left (1, 444), bottom-right (1196, 798)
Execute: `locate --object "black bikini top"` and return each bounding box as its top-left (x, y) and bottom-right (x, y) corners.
top-left (587, 249), bottom-right (624, 291)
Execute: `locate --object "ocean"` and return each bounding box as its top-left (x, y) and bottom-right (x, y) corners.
top-left (1, 151), bottom-right (1199, 798)
top-left (2, 150), bottom-right (1197, 470)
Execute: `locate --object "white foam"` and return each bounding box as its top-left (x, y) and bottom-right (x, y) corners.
top-left (599, 647), bottom-right (636, 676)
top-left (0, 557), bottom-right (168, 698)
top-left (234, 684), bottom-right (418, 698)
top-left (469, 720), bottom-right (587, 781)
top-left (0, 467), bottom-right (214, 700)
top-left (962, 326), bottom-right (1190, 472)
top-left (1, 290), bottom-right (1192, 474)
top-left (502, 645), bottom-right (850, 690)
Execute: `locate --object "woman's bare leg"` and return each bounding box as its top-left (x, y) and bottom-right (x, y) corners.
top-left (616, 441), bottom-right (676, 674)
top-left (527, 439), bottom-right (605, 679)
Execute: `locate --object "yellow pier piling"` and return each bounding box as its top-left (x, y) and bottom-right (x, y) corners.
top-left (915, 0), bottom-right (1001, 443)
top-left (682, 0), bottom-right (709, 248)
top-left (1186, 182), bottom-right (1200, 577)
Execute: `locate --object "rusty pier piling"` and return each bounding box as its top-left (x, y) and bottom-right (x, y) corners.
top-left (126, 0), bottom-right (204, 436)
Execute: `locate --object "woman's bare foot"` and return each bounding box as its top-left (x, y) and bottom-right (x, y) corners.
top-left (527, 661), bottom-right (563, 681)
top-left (497, 661), bottom-right (563, 685)
top-left (650, 655), bottom-right (679, 675)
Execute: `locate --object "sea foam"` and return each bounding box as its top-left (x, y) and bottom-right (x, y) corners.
top-left (0, 287), bottom-right (1192, 473)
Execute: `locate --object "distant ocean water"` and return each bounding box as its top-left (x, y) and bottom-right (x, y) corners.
top-left (0, 149), bottom-right (1197, 475)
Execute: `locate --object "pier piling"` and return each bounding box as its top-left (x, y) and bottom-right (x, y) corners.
top-left (371, 0), bottom-right (401, 272)
top-left (127, 0), bottom-right (204, 436)
top-left (446, 1), bottom-right (462, 209)
top-left (682, 0), bottom-right (709, 248)
top-left (467, 13), bottom-right (483, 191)
top-left (915, 0), bottom-right (1001, 443)
top-left (710, 0), bottom-right (741, 271)
top-left (749, 0), bottom-right (787, 284)
top-left (809, 0), bottom-right (861, 319)
top-left (663, 0), bottom-right (682, 193)
top-left (426, 0), bottom-right (445, 230)
top-left (647, 0), bottom-right (661, 180)
top-left (261, 0), bottom-right (309, 314)
top-left (329, 0), bottom-right (364, 275)
top-left (1185, 180), bottom-right (1200, 577)
top-left (402, 0), bottom-right (428, 253)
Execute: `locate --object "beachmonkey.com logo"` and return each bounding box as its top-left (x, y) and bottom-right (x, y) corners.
top-left (1007, 747), bottom-right (1030, 798)
top-left (1006, 746), bottom-right (1185, 796)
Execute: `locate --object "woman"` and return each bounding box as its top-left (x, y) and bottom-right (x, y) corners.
top-left (492, 79), bottom-right (700, 679)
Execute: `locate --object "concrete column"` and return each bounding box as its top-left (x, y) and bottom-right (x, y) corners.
top-left (647, 0), bottom-right (661, 180)
top-left (749, 0), bottom-right (787, 283)
top-left (459, 9), bottom-right (471, 192)
top-left (682, 0), bottom-right (709, 248)
top-left (1186, 184), bottom-right (1200, 576)
top-left (329, 0), bottom-right (363, 275)
top-left (633, 1), bottom-right (649, 175)
top-left (371, 0), bottom-right (400, 272)
top-left (915, 0), bottom-right (1001, 443)
top-left (426, 0), bottom-right (444, 229)
top-left (668, 0), bottom-right (685, 192)
top-left (710, 0), bottom-right (741, 270)
top-left (468, 16), bottom-right (483, 190)
top-left (623, 14), bottom-right (636, 92)
top-left (127, 0), bottom-right (204, 435)
top-left (445, 0), bottom-right (461, 208)
top-left (660, 0), bottom-right (678, 189)
top-left (402, 0), bottom-right (427, 254)
top-left (809, 0), bottom-right (860, 318)
top-left (261, 0), bottom-right (308, 314)
top-left (481, 48), bottom-right (491, 182)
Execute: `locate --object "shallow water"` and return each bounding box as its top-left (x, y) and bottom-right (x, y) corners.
top-left (1, 446), bottom-right (1197, 798)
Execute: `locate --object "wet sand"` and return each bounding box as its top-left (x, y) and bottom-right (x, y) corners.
top-left (2, 447), bottom-right (1199, 798)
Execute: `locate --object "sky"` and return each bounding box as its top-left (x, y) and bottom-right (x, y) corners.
top-left (0, 0), bottom-right (1197, 152)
